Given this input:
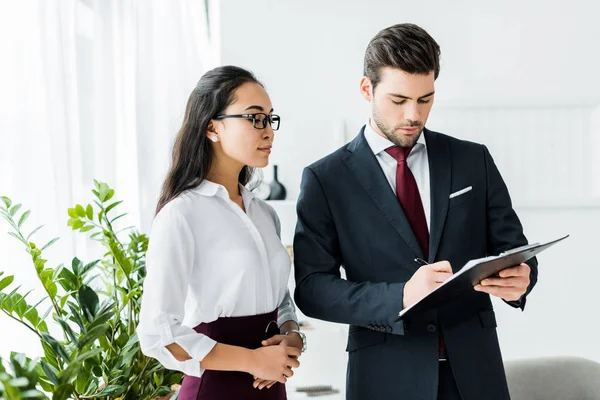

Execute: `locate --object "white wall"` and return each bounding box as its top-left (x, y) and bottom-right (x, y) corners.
top-left (222, 0), bottom-right (600, 395)
top-left (221, 0), bottom-right (600, 201)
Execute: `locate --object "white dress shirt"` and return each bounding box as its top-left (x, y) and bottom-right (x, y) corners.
top-left (136, 180), bottom-right (297, 378)
top-left (363, 120), bottom-right (431, 230)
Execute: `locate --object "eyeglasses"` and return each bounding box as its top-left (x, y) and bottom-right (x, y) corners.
top-left (214, 113), bottom-right (281, 131)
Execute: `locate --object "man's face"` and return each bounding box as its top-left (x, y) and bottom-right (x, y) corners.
top-left (361, 67), bottom-right (435, 148)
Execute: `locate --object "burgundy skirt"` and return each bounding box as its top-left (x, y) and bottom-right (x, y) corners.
top-left (178, 309), bottom-right (287, 400)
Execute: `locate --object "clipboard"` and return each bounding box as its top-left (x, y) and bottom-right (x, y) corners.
top-left (396, 234), bottom-right (569, 320)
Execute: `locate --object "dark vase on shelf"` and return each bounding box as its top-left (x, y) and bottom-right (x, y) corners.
top-left (267, 165), bottom-right (286, 200)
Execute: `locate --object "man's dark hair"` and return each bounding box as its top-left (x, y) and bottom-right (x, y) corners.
top-left (364, 23), bottom-right (441, 89)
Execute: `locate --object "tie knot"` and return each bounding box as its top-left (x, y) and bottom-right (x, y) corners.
top-left (385, 146), bottom-right (412, 163)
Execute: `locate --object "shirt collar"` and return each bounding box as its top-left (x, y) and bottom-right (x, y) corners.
top-left (363, 119), bottom-right (427, 156)
top-left (193, 179), bottom-right (256, 204)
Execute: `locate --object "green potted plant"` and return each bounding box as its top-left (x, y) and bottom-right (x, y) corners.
top-left (0, 181), bottom-right (182, 399)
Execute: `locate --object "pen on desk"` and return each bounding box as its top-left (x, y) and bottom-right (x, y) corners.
top-left (414, 258), bottom-right (429, 266)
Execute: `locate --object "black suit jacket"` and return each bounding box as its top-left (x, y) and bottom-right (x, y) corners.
top-left (293, 127), bottom-right (538, 400)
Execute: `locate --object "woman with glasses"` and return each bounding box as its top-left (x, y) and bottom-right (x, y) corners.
top-left (137, 65), bottom-right (305, 400)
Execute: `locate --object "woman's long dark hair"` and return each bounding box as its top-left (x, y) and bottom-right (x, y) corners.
top-left (156, 66), bottom-right (262, 214)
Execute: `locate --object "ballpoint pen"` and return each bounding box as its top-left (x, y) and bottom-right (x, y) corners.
top-left (414, 258), bottom-right (429, 266)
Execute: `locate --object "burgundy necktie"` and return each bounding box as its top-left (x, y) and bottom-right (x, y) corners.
top-left (385, 146), bottom-right (446, 358)
top-left (385, 146), bottom-right (429, 256)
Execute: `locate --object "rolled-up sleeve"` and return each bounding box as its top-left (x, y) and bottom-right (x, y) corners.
top-left (277, 289), bottom-right (298, 327)
top-left (268, 205), bottom-right (299, 327)
top-left (136, 204), bottom-right (216, 377)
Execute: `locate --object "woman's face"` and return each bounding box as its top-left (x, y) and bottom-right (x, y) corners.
top-left (209, 82), bottom-right (277, 169)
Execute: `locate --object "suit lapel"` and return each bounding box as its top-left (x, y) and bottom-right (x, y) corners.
top-left (425, 129), bottom-right (452, 263)
top-left (342, 127), bottom-right (424, 259)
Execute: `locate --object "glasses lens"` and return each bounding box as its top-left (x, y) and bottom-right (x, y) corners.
top-left (252, 114), bottom-right (268, 129)
top-left (271, 115), bottom-right (280, 131)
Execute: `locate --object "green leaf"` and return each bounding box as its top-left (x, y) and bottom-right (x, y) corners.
top-left (7, 231), bottom-right (26, 245)
top-left (152, 386), bottom-right (173, 397)
top-left (110, 213), bottom-right (127, 224)
top-left (105, 189), bottom-right (115, 202)
top-left (41, 342), bottom-right (59, 368)
top-left (18, 210), bottom-right (30, 228)
top-left (22, 389), bottom-right (47, 398)
top-left (34, 258), bottom-right (46, 274)
top-left (72, 220), bottom-right (85, 230)
top-left (67, 304), bottom-right (87, 334)
top-left (85, 204), bottom-right (93, 220)
top-left (1, 196), bottom-right (11, 208)
top-left (72, 258), bottom-right (83, 276)
top-left (59, 295), bottom-right (69, 309)
top-left (0, 275), bottom-right (14, 291)
top-left (29, 245), bottom-right (41, 258)
top-left (78, 285), bottom-right (99, 321)
top-left (86, 302), bottom-right (114, 332)
top-left (40, 304), bottom-right (53, 322)
top-left (54, 316), bottom-right (78, 347)
top-left (67, 218), bottom-right (80, 228)
top-left (115, 332), bottom-right (129, 349)
top-left (94, 384), bottom-right (126, 397)
top-left (52, 264), bottom-right (65, 281)
top-left (40, 360), bottom-right (59, 385)
top-left (52, 383), bottom-right (74, 400)
top-left (41, 237), bottom-right (59, 251)
top-left (97, 335), bottom-right (111, 352)
top-left (0, 285), bottom-right (22, 311)
top-left (122, 333), bottom-right (139, 352)
top-left (108, 239), bottom-right (133, 276)
top-left (59, 268), bottom-right (77, 291)
top-left (24, 306), bottom-right (41, 328)
top-left (39, 269), bottom-right (58, 299)
top-left (10, 376), bottom-right (30, 387)
top-left (40, 333), bottom-right (70, 363)
top-left (75, 204), bottom-right (86, 218)
top-left (79, 225), bottom-right (94, 232)
top-left (12, 291), bottom-right (33, 318)
top-left (67, 208), bottom-right (78, 218)
top-left (96, 183), bottom-right (111, 202)
top-left (58, 348), bottom-right (102, 385)
top-left (77, 324), bottom-right (109, 350)
top-left (26, 224), bottom-right (45, 241)
top-left (38, 378), bottom-right (54, 393)
top-left (46, 281), bottom-right (58, 299)
top-left (153, 372), bottom-right (162, 386)
top-left (80, 260), bottom-right (99, 277)
top-left (122, 289), bottom-right (142, 306)
top-left (75, 369), bottom-right (90, 394)
top-left (97, 209), bottom-right (104, 224)
top-left (38, 321), bottom-right (49, 333)
top-left (105, 200), bottom-right (123, 214)
top-left (9, 203), bottom-right (22, 217)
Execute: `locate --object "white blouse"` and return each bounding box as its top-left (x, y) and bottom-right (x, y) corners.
top-left (136, 180), bottom-right (298, 378)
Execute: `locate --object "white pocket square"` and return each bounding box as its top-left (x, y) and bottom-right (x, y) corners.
top-left (449, 186), bottom-right (473, 199)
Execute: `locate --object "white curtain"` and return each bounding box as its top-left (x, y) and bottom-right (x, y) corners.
top-left (0, 0), bottom-right (218, 358)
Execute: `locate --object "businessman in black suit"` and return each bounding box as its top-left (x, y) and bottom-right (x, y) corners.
top-left (293, 23), bottom-right (537, 400)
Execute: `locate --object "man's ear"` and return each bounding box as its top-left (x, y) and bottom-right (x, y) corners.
top-left (359, 76), bottom-right (374, 102)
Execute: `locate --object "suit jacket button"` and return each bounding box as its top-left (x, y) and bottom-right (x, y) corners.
top-left (427, 324), bottom-right (437, 333)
